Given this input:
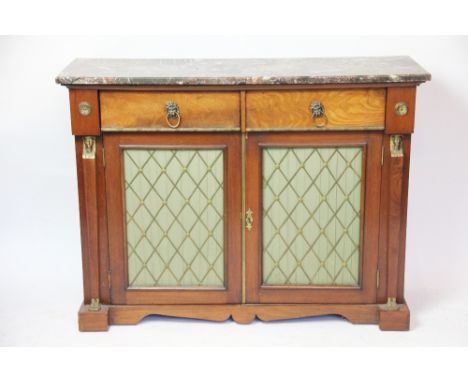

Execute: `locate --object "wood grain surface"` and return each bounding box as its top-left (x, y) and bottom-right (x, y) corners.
top-left (245, 131), bottom-right (382, 304)
top-left (106, 303), bottom-right (381, 326)
top-left (100, 91), bottom-right (240, 130)
top-left (104, 133), bottom-right (242, 305)
top-left (246, 89), bottom-right (386, 129)
top-left (69, 89), bottom-right (100, 135)
top-left (385, 87), bottom-right (416, 134)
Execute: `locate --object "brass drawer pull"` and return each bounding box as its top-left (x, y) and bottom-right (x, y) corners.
top-left (309, 100), bottom-right (328, 127)
top-left (165, 101), bottom-right (181, 128)
top-left (246, 208), bottom-right (253, 231)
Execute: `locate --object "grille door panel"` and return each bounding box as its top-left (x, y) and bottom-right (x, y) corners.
top-left (262, 147), bottom-right (362, 286)
top-left (124, 149), bottom-right (225, 288)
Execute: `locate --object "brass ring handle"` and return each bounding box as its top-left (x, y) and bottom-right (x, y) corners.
top-left (165, 101), bottom-right (181, 129)
top-left (309, 100), bottom-right (328, 127)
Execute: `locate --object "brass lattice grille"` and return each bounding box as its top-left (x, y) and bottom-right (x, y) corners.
top-left (262, 147), bottom-right (362, 286)
top-left (123, 149), bottom-right (224, 287)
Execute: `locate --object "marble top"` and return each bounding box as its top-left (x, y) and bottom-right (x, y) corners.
top-left (55, 56), bottom-right (431, 86)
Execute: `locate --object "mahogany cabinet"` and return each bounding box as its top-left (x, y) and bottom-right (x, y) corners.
top-left (56, 57), bottom-right (430, 331)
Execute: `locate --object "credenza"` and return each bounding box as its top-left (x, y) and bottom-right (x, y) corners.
top-left (56, 57), bottom-right (430, 331)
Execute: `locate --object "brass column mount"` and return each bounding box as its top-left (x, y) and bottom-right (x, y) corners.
top-left (380, 297), bottom-right (400, 311)
top-left (88, 298), bottom-right (101, 312)
top-left (82, 136), bottom-right (96, 159)
top-left (390, 135), bottom-right (403, 158)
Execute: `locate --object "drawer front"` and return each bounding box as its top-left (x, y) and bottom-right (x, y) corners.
top-left (100, 91), bottom-right (240, 131)
top-left (246, 89), bottom-right (386, 130)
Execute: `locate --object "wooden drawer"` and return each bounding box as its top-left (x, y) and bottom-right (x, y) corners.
top-left (246, 89), bottom-right (386, 130)
top-left (100, 91), bottom-right (240, 131)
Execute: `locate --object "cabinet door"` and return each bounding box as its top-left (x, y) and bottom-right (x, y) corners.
top-left (245, 132), bottom-right (382, 304)
top-left (105, 133), bottom-right (241, 304)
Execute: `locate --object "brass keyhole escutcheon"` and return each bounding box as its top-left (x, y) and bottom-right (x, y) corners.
top-left (394, 101), bottom-right (408, 116)
top-left (78, 101), bottom-right (92, 117)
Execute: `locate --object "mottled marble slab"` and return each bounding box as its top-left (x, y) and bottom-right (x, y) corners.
top-left (56, 56), bottom-right (431, 86)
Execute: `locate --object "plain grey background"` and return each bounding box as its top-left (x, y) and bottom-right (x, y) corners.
top-left (0, 36), bottom-right (467, 345)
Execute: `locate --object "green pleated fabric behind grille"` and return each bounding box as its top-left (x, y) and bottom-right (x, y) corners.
top-left (123, 149), bottom-right (224, 287)
top-left (262, 147), bottom-right (362, 286)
